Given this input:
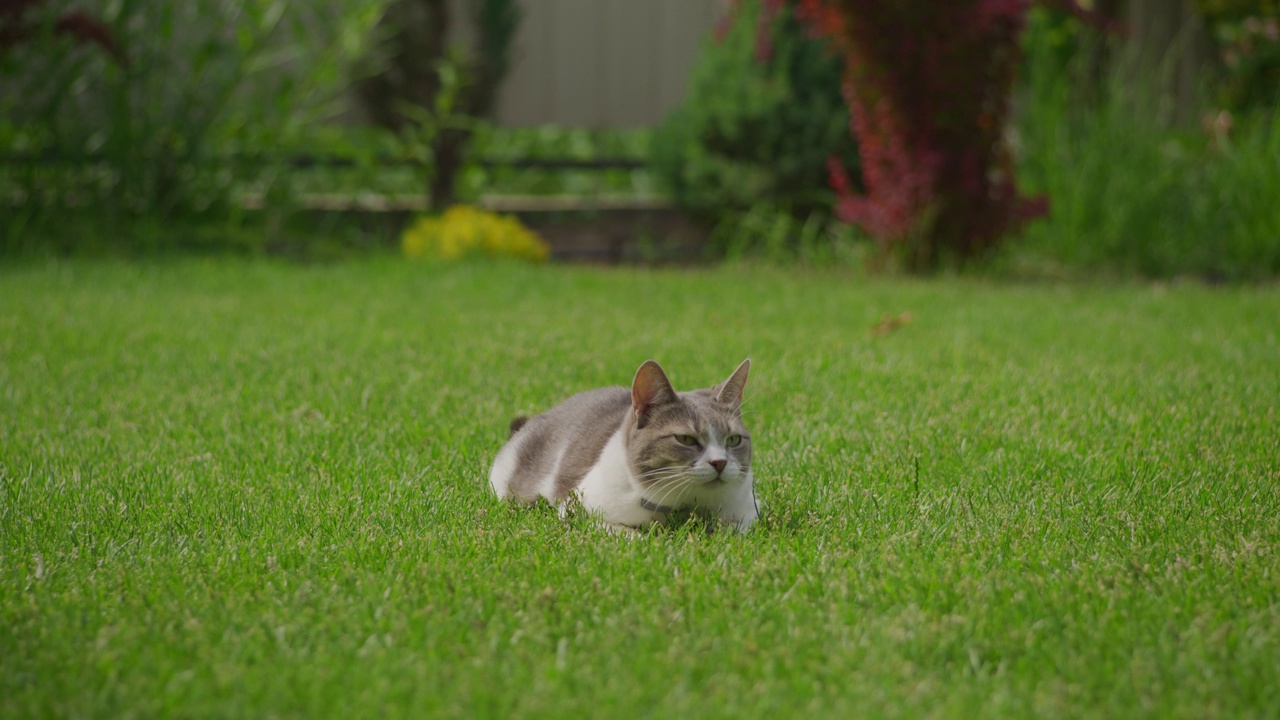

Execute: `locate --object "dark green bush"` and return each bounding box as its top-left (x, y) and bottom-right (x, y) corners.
top-left (650, 0), bottom-right (859, 222)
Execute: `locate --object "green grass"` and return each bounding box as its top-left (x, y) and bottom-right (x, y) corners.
top-left (2, 258), bottom-right (1278, 718)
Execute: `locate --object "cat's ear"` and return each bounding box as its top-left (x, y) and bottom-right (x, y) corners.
top-left (715, 358), bottom-right (751, 407)
top-left (632, 360), bottom-right (677, 422)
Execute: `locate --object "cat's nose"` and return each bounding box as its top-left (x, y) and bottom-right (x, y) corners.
top-left (710, 459), bottom-right (726, 474)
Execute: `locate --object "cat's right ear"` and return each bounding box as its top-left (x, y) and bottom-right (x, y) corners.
top-left (716, 358), bottom-right (751, 408)
top-left (632, 360), bottom-right (677, 424)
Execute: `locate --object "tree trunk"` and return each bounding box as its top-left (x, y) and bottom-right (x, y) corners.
top-left (1124, 0), bottom-right (1212, 126)
top-left (355, 0), bottom-right (518, 211)
top-left (354, 0), bottom-right (450, 133)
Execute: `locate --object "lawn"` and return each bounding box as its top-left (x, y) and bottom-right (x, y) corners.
top-left (2, 258), bottom-right (1277, 718)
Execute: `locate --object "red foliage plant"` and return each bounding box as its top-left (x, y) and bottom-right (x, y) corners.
top-left (795, 0), bottom-right (1107, 269)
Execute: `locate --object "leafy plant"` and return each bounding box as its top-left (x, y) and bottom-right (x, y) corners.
top-left (710, 204), bottom-right (866, 268)
top-left (468, 126), bottom-right (657, 199)
top-left (393, 49), bottom-right (474, 211)
top-left (354, 0), bottom-right (520, 209)
top-left (1198, 0), bottom-right (1280, 111)
top-left (0, 0), bottom-right (388, 251)
top-left (1011, 12), bottom-right (1280, 281)
top-left (650, 0), bottom-right (860, 226)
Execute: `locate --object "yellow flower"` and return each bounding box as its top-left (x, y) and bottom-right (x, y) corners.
top-left (401, 205), bottom-right (550, 263)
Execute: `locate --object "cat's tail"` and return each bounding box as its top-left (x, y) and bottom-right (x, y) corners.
top-left (508, 416), bottom-right (529, 437)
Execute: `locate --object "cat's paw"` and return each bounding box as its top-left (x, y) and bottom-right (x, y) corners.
top-left (600, 520), bottom-right (642, 537)
top-left (717, 511), bottom-right (758, 533)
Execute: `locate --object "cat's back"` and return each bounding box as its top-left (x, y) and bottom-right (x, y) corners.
top-left (489, 386), bottom-right (631, 503)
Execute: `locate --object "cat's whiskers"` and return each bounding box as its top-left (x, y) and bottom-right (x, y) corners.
top-left (665, 479), bottom-right (702, 513)
top-left (637, 469), bottom-right (694, 509)
top-left (635, 468), bottom-right (686, 487)
top-left (636, 466), bottom-right (682, 479)
top-left (643, 470), bottom-right (689, 493)
top-left (649, 474), bottom-right (697, 512)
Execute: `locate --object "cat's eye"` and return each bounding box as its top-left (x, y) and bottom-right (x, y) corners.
top-left (674, 434), bottom-right (700, 447)
top-left (726, 434), bottom-right (744, 447)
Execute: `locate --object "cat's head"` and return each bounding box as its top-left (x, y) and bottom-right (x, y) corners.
top-left (624, 359), bottom-right (753, 505)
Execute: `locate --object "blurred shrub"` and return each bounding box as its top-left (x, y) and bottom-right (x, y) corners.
top-left (650, 0), bottom-right (859, 224)
top-left (468, 125), bottom-right (658, 199)
top-left (0, 1), bottom-right (124, 62)
top-left (710, 203), bottom-right (867, 268)
top-left (1199, 1), bottom-right (1280, 111)
top-left (401, 205), bottom-right (548, 262)
top-left (0, 0), bottom-right (387, 251)
top-left (795, 1), bottom-right (1111, 271)
top-left (354, 0), bottom-right (520, 209)
top-left (1013, 11), bottom-right (1280, 281)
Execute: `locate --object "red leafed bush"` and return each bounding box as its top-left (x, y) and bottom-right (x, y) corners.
top-left (797, 0), bottom-right (1100, 270)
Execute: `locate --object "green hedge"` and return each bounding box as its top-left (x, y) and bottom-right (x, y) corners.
top-left (650, 0), bottom-right (859, 222)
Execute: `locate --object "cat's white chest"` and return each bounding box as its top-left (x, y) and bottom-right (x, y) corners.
top-left (574, 428), bottom-right (657, 529)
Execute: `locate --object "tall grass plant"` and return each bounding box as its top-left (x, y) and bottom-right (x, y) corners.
top-left (1012, 11), bottom-right (1280, 280)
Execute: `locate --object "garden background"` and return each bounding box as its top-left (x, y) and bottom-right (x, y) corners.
top-left (2, 1), bottom-right (1278, 717)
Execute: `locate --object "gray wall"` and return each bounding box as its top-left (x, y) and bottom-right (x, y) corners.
top-left (490, 0), bottom-right (725, 127)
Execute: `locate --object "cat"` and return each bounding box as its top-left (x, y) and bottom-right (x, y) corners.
top-left (489, 359), bottom-right (757, 532)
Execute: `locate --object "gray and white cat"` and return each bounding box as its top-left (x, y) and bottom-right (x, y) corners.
top-left (489, 360), bottom-right (757, 532)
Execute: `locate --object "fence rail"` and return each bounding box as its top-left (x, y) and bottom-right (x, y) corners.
top-left (0, 153), bottom-right (649, 171)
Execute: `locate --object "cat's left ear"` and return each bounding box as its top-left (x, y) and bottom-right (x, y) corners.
top-left (715, 358), bottom-right (751, 407)
top-left (632, 360), bottom-right (678, 423)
